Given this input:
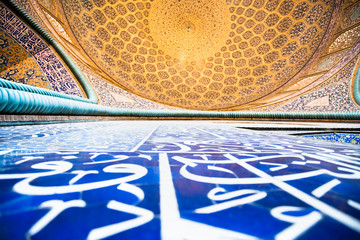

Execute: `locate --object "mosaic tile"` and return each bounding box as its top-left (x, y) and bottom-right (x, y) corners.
top-left (0, 31), bottom-right (51, 89)
top-left (59, 0), bottom-right (337, 110)
top-left (329, 25), bottom-right (360, 53)
top-left (308, 50), bottom-right (348, 74)
top-left (274, 54), bottom-right (360, 112)
top-left (0, 121), bottom-right (159, 152)
top-left (82, 69), bottom-right (177, 110)
top-left (304, 133), bottom-right (360, 145)
top-left (7, 0), bottom-right (359, 112)
top-left (0, 2), bottom-right (84, 97)
top-left (1, 121), bottom-right (359, 239)
top-left (42, 10), bottom-right (72, 43)
top-left (13, 0), bottom-right (47, 30)
top-left (341, 1), bottom-right (360, 29)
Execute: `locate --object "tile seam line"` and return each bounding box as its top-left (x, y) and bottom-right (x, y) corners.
top-left (130, 124), bottom-right (160, 152)
top-left (193, 127), bottom-right (227, 139)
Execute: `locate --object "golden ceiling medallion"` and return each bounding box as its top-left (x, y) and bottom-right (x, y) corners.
top-left (149, 0), bottom-right (231, 62)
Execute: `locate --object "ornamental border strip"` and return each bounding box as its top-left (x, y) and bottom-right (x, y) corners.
top-left (1, 79), bottom-right (359, 120)
top-left (353, 58), bottom-right (360, 106)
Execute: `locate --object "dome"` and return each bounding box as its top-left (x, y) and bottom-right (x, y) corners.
top-left (61, 0), bottom-right (337, 110)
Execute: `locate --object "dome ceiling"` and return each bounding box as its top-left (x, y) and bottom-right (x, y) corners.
top-left (62, 0), bottom-right (336, 110)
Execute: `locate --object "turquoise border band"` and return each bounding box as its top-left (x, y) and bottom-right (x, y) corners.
top-left (353, 60), bottom-right (360, 106)
top-left (3, 0), bottom-right (98, 104)
top-left (0, 78), bottom-right (92, 103)
top-left (1, 80), bottom-right (359, 120)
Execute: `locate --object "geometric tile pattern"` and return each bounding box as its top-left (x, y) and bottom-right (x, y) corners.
top-left (61, 0), bottom-right (336, 109)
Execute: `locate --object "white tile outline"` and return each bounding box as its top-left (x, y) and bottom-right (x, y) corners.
top-left (159, 153), bottom-right (258, 240)
top-left (311, 179), bottom-right (341, 198)
top-left (348, 200), bottom-right (360, 211)
top-left (194, 127), bottom-right (227, 139)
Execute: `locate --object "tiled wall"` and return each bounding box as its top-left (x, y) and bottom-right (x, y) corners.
top-left (79, 63), bottom-right (180, 109)
top-left (274, 55), bottom-right (360, 112)
top-left (0, 2), bottom-right (84, 97)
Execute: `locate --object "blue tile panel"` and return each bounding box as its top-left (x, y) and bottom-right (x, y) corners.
top-left (304, 133), bottom-right (360, 145)
top-left (0, 121), bottom-right (359, 239)
top-left (0, 2), bottom-right (84, 97)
